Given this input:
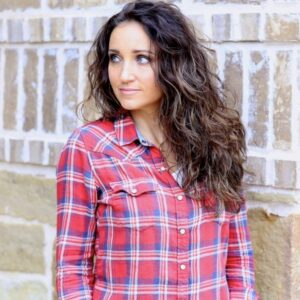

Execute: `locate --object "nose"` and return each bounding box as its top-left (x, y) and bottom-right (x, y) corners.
top-left (120, 61), bottom-right (135, 82)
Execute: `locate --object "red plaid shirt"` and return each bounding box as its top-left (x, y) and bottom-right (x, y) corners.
top-left (56, 113), bottom-right (258, 299)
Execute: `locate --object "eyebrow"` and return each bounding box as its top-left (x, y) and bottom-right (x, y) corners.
top-left (108, 49), bottom-right (154, 54)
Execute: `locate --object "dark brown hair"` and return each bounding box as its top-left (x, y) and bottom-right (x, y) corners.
top-left (79, 0), bottom-right (246, 212)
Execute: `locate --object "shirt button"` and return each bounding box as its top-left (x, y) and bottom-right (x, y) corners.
top-left (131, 188), bottom-right (137, 194)
top-left (180, 264), bottom-right (186, 270)
top-left (160, 166), bottom-right (166, 172)
top-left (179, 228), bottom-right (186, 235)
top-left (177, 195), bottom-right (183, 201)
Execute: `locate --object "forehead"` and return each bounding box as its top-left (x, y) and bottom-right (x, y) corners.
top-left (109, 21), bottom-right (153, 50)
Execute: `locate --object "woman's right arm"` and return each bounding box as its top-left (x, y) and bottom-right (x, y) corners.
top-left (56, 129), bottom-right (97, 300)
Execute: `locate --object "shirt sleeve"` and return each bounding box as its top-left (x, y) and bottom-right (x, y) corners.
top-left (56, 129), bottom-right (97, 300)
top-left (226, 202), bottom-right (259, 299)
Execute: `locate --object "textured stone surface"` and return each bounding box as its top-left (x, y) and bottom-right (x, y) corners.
top-left (10, 139), bottom-right (24, 163)
top-left (273, 51), bottom-right (292, 150)
top-left (0, 0), bottom-right (39, 10)
top-left (23, 49), bottom-right (38, 131)
top-left (224, 51), bottom-right (243, 113)
top-left (8, 282), bottom-right (48, 300)
top-left (0, 171), bottom-right (56, 225)
top-left (247, 191), bottom-right (299, 204)
top-left (248, 51), bottom-right (269, 147)
top-left (266, 14), bottom-right (299, 41)
top-left (62, 48), bottom-right (79, 133)
top-left (248, 209), bottom-right (300, 299)
top-left (91, 17), bottom-right (109, 40)
top-left (4, 50), bottom-right (18, 130)
top-left (212, 14), bottom-right (231, 42)
top-left (244, 156), bottom-right (266, 185)
top-left (29, 141), bottom-right (44, 165)
top-left (28, 18), bottom-right (44, 42)
top-left (72, 17), bottom-right (86, 41)
top-left (0, 223), bottom-right (44, 273)
top-left (49, 0), bottom-right (107, 8)
top-left (43, 49), bottom-right (58, 133)
top-left (275, 160), bottom-right (297, 189)
top-left (0, 139), bottom-right (5, 161)
top-left (50, 18), bottom-right (65, 42)
top-left (205, 0), bottom-right (262, 3)
top-left (240, 13), bottom-right (260, 41)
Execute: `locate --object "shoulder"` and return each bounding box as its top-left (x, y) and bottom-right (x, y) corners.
top-left (66, 118), bottom-right (117, 152)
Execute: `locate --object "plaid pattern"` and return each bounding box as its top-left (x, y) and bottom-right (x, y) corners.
top-left (56, 113), bottom-right (259, 300)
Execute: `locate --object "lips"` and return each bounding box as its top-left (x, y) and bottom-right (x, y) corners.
top-left (119, 88), bottom-right (140, 94)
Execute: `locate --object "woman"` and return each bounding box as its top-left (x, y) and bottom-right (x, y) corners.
top-left (56, 1), bottom-right (259, 299)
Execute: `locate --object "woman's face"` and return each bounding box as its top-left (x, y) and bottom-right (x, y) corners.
top-left (108, 21), bottom-right (163, 115)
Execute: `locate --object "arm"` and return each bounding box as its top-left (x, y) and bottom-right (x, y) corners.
top-left (56, 129), bottom-right (97, 300)
top-left (226, 202), bottom-right (259, 299)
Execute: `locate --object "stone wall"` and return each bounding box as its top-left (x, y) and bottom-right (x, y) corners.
top-left (0, 0), bottom-right (299, 299)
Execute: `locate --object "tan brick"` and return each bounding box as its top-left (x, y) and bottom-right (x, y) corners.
top-left (49, 0), bottom-right (107, 8)
top-left (48, 142), bottom-right (64, 167)
top-left (0, 139), bottom-right (5, 161)
top-left (266, 14), bottom-right (299, 41)
top-left (298, 51), bottom-right (300, 149)
top-left (273, 51), bottom-right (292, 150)
top-left (275, 160), bottom-right (297, 189)
top-left (50, 17), bottom-right (65, 42)
top-left (248, 209), bottom-right (300, 299)
top-left (0, 171), bottom-right (56, 225)
top-left (0, 20), bottom-right (3, 42)
top-left (91, 17), bottom-right (108, 40)
top-left (63, 49), bottom-right (79, 133)
top-left (0, 0), bottom-right (39, 10)
top-left (28, 18), bottom-right (44, 42)
top-left (223, 51), bottom-right (243, 113)
top-left (72, 17), bottom-right (86, 41)
top-left (43, 49), bottom-right (58, 133)
top-left (248, 51), bottom-right (269, 147)
top-left (23, 49), bottom-right (38, 131)
top-left (0, 223), bottom-right (44, 273)
top-left (4, 49), bottom-right (18, 130)
top-left (8, 282), bottom-right (47, 300)
top-left (29, 141), bottom-right (44, 165)
top-left (212, 14), bottom-right (231, 42)
top-left (244, 157), bottom-right (266, 185)
top-left (240, 13), bottom-right (260, 41)
top-left (7, 19), bottom-right (24, 43)
top-left (188, 15), bottom-right (207, 40)
top-left (246, 191), bottom-right (299, 204)
top-left (10, 139), bottom-right (24, 163)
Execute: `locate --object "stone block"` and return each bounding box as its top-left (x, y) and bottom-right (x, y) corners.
top-left (0, 139), bottom-right (5, 161)
top-left (0, 20), bottom-right (3, 42)
top-left (240, 13), bottom-right (260, 41)
top-left (50, 18), bottom-right (65, 42)
top-left (275, 160), bottom-right (297, 189)
top-left (48, 0), bottom-right (107, 8)
top-left (43, 49), bottom-right (58, 133)
top-left (23, 49), bottom-right (38, 131)
top-left (10, 139), bottom-right (24, 163)
top-left (212, 14), bottom-right (231, 42)
top-left (248, 209), bottom-right (300, 299)
top-left (0, 0), bottom-right (39, 10)
top-left (7, 19), bottom-right (23, 43)
top-left (0, 223), bottom-right (44, 273)
top-left (62, 48), bottom-right (79, 133)
top-left (29, 141), bottom-right (44, 165)
top-left (244, 156), bottom-right (266, 185)
top-left (266, 14), bottom-right (299, 41)
top-left (273, 51), bottom-right (292, 150)
top-left (72, 17), bottom-right (86, 41)
top-left (91, 17), bottom-right (108, 41)
top-left (204, 0), bottom-right (262, 3)
top-left (8, 281), bottom-right (48, 300)
top-left (4, 49), bottom-right (18, 130)
top-left (0, 171), bottom-right (56, 225)
top-left (248, 51), bottom-right (269, 147)
top-left (28, 18), bottom-right (44, 42)
top-left (246, 191), bottom-right (299, 204)
top-left (48, 142), bottom-right (64, 167)
top-left (223, 51), bottom-right (243, 113)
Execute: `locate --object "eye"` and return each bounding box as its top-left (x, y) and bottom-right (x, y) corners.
top-left (137, 55), bottom-right (151, 64)
top-left (109, 54), bottom-right (120, 63)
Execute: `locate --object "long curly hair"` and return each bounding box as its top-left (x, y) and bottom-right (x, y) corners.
top-left (79, 0), bottom-right (246, 212)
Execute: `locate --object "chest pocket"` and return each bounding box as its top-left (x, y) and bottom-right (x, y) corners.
top-left (106, 178), bottom-right (159, 228)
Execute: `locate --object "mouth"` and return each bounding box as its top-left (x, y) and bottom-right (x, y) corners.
top-left (119, 88), bottom-right (141, 95)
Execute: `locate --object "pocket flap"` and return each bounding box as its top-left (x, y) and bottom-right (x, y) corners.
top-left (109, 179), bottom-right (157, 196)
